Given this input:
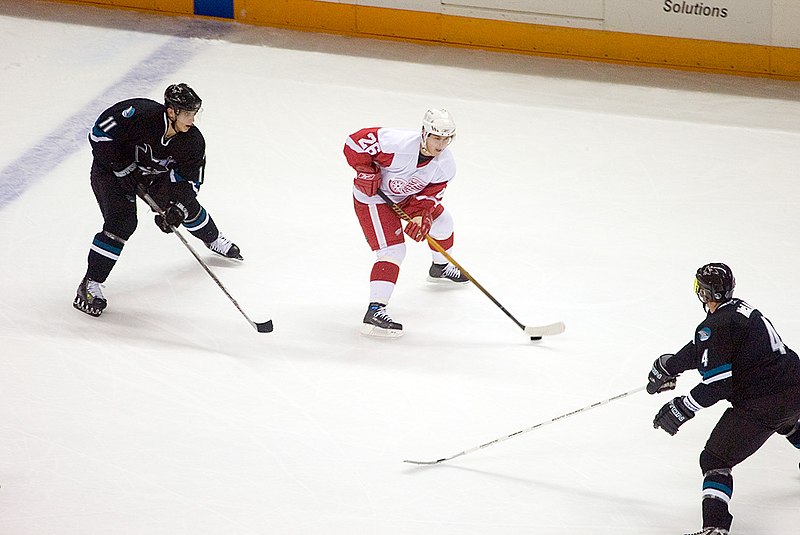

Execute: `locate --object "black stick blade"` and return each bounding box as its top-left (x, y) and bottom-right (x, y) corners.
top-left (255, 320), bottom-right (274, 333)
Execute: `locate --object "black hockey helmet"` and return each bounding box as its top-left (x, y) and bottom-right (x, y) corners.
top-left (694, 262), bottom-right (735, 304)
top-left (164, 83), bottom-right (202, 113)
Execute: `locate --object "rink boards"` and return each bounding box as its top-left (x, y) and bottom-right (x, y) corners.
top-left (52, 0), bottom-right (800, 79)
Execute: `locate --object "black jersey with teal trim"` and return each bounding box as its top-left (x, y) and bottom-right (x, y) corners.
top-left (667, 298), bottom-right (800, 408)
top-left (88, 98), bottom-right (206, 191)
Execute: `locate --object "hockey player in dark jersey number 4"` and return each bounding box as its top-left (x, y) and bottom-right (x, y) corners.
top-left (646, 263), bottom-right (800, 535)
top-left (74, 83), bottom-right (243, 317)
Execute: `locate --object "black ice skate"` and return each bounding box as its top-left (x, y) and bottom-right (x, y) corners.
top-left (205, 234), bottom-right (243, 261)
top-left (361, 302), bottom-right (403, 338)
top-left (427, 262), bottom-right (469, 284)
top-left (684, 528), bottom-right (729, 535)
top-left (73, 277), bottom-right (107, 317)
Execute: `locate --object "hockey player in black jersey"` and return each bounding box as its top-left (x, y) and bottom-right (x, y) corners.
top-left (646, 263), bottom-right (800, 535)
top-left (74, 83), bottom-right (243, 317)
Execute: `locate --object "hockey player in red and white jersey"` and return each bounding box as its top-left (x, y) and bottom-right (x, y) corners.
top-left (344, 109), bottom-right (468, 338)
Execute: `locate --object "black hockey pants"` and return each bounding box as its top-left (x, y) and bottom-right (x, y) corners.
top-left (85, 161), bottom-right (219, 282)
top-left (700, 385), bottom-right (800, 530)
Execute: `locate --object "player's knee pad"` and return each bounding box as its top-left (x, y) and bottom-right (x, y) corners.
top-left (700, 448), bottom-right (734, 511)
top-left (102, 230), bottom-right (127, 246)
top-left (103, 213), bottom-right (137, 241)
top-left (173, 183), bottom-right (198, 207)
top-left (181, 198), bottom-right (202, 221)
top-left (700, 448), bottom-right (731, 475)
top-left (87, 229), bottom-right (127, 281)
top-left (429, 208), bottom-right (453, 240)
top-left (376, 243), bottom-right (406, 265)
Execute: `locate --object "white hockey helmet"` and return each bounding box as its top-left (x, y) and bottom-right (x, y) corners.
top-left (422, 108), bottom-right (456, 138)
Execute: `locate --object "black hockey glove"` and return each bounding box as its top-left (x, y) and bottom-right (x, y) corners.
top-left (653, 396), bottom-right (695, 435)
top-left (647, 354), bottom-right (678, 394)
top-left (154, 202), bottom-right (186, 233)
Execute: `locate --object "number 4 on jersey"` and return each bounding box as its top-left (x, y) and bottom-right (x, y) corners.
top-left (762, 317), bottom-right (787, 355)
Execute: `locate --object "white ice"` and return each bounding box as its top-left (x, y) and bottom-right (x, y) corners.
top-left (1, 1), bottom-right (799, 533)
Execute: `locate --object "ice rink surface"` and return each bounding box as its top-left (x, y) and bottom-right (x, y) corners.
top-left (1, 1), bottom-right (799, 533)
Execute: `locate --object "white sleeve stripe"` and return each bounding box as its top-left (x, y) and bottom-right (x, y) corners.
top-left (89, 132), bottom-right (113, 143)
top-left (344, 137), bottom-right (365, 153)
top-left (702, 371), bottom-right (732, 385)
top-left (684, 393), bottom-right (705, 413)
top-left (413, 194), bottom-right (441, 207)
top-left (368, 203), bottom-right (388, 249)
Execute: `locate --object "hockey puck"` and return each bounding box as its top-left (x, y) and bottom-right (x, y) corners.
top-left (530, 336), bottom-right (542, 341)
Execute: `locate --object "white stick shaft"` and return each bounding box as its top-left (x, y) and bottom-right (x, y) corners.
top-left (404, 385), bottom-right (647, 465)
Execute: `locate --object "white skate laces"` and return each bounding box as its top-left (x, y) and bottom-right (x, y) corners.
top-left (205, 234), bottom-right (243, 260)
top-left (207, 235), bottom-right (234, 255)
top-left (428, 262), bottom-right (469, 284)
top-left (86, 279), bottom-right (105, 300)
top-left (361, 302), bottom-right (403, 337)
top-left (443, 263), bottom-right (462, 279)
top-left (373, 306), bottom-right (393, 322)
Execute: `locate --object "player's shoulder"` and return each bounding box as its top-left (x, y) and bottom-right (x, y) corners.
top-left (170, 125), bottom-right (206, 157)
top-left (99, 99), bottom-right (163, 129)
top-left (182, 125), bottom-right (206, 146)
top-left (348, 126), bottom-right (380, 139)
top-left (436, 147), bottom-right (456, 165)
top-left (432, 147), bottom-right (456, 175)
top-left (726, 298), bottom-right (759, 320)
top-left (111, 98), bottom-right (162, 116)
top-left (707, 299), bottom-right (758, 330)
top-left (377, 128), bottom-right (419, 150)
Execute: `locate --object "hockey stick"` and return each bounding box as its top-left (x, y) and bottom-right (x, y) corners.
top-left (404, 385), bottom-right (647, 465)
top-left (376, 189), bottom-right (564, 339)
top-left (137, 187), bottom-right (273, 333)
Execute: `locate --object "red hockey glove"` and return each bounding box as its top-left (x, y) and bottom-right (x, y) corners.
top-left (353, 165), bottom-right (381, 197)
top-left (404, 212), bottom-right (432, 242)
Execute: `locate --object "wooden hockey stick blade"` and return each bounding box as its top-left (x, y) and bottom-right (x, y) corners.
top-left (523, 322), bottom-right (565, 337)
top-left (254, 320), bottom-right (274, 333)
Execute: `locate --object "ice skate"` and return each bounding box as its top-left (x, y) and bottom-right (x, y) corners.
top-left (427, 262), bottom-right (469, 284)
top-left (205, 234), bottom-right (243, 261)
top-left (361, 302), bottom-right (403, 338)
top-left (684, 528), bottom-right (729, 535)
top-left (73, 277), bottom-right (107, 317)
